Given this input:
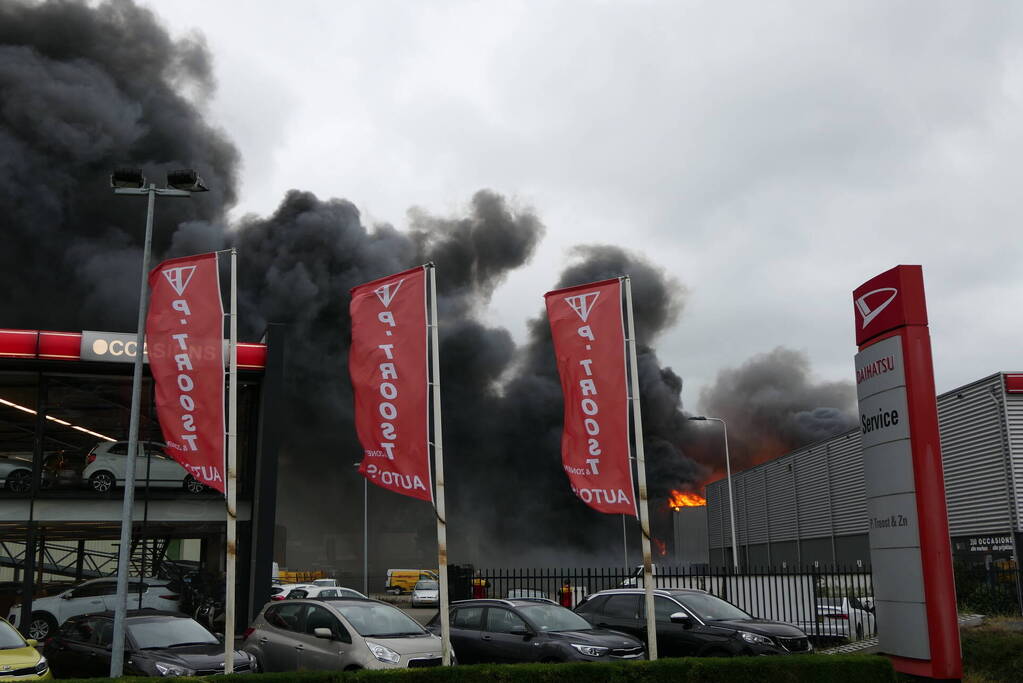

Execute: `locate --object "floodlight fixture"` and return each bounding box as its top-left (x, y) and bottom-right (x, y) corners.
top-left (166, 168), bottom-right (209, 192)
top-left (110, 167), bottom-right (146, 189)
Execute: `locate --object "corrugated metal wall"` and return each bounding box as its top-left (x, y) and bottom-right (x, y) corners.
top-left (1006, 390), bottom-right (1023, 531)
top-left (706, 372), bottom-right (1021, 554)
top-left (938, 374), bottom-right (1015, 536)
top-left (828, 433), bottom-right (867, 535)
top-left (795, 446), bottom-right (830, 539)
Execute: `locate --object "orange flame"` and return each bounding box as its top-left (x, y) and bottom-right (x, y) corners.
top-left (668, 490), bottom-right (707, 510)
top-left (653, 538), bottom-right (667, 557)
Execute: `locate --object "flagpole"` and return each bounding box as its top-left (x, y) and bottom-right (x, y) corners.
top-left (427, 263), bottom-right (452, 666)
top-left (623, 276), bottom-right (657, 661)
top-left (224, 248), bottom-right (238, 671)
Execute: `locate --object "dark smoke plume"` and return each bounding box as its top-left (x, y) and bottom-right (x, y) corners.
top-left (0, 0), bottom-right (237, 330)
top-left (1, 0), bottom-right (857, 571)
top-left (698, 347), bottom-right (858, 471)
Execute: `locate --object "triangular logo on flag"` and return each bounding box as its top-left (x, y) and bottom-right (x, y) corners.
top-left (162, 266), bottom-right (197, 296)
top-left (374, 279), bottom-right (404, 308)
top-left (565, 292), bottom-right (600, 322)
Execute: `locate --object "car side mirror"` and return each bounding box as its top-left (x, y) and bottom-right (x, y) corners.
top-left (510, 626), bottom-right (532, 638)
top-left (61, 593), bottom-right (72, 600)
top-left (25, 639), bottom-right (38, 648)
top-left (313, 627), bottom-right (333, 640)
top-left (669, 612), bottom-right (693, 627)
top-left (215, 633), bottom-right (224, 642)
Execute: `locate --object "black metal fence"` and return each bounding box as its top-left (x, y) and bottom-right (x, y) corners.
top-left (458, 564), bottom-right (877, 641)
top-left (954, 564), bottom-right (1022, 616)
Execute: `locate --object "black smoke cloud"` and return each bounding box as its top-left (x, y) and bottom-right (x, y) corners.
top-left (698, 347), bottom-right (858, 471)
top-left (0, 0), bottom-right (856, 570)
top-left (0, 0), bottom-right (237, 329)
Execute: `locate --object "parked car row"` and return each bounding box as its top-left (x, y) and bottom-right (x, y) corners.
top-left (0, 441), bottom-right (212, 495)
top-left (7, 577), bottom-right (182, 641)
top-left (3, 575), bottom-right (818, 678)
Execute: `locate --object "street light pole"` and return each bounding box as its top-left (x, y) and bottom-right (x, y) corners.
top-left (108, 169), bottom-right (205, 678)
top-left (689, 416), bottom-right (740, 573)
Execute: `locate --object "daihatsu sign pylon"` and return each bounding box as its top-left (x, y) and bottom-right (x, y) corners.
top-left (852, 265), bottom-right (960, 679)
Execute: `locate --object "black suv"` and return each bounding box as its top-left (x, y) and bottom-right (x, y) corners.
top-left (427, 599), bottom-right (644, 664)
top-left (574, 589), bottom-right (812, 657)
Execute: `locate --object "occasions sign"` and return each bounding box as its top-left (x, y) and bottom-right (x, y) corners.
top-left (145, 253), bottom-right (226, 494)
top-left (545, 278), bottom-right (636, 516)
top-left (349, 266), bottom-right (432, 502)
top-left (853, 265), bottom-right (960, 679)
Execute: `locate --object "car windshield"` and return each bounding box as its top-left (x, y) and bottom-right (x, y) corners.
top-left (333, 603), bottom-right (427, 637)
top-left (517, 604), bottom-right (591, 632)
top-left (0, 620), bottom-right (25, 649)
top-left (675, 593), bottom-right (751, 621)
top-left (128, 618), bottom-right (218, 649)
top-left (414, 581), bottom-right (438, 590)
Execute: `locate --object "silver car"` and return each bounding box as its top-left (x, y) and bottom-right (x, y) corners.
top-left (243, 598), bottom-right (443, 671)
top-left (411, 580), bottom-right (439, 607)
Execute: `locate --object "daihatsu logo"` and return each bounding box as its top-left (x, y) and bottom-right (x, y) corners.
top-left (855, 287), bottom-right (898, 329)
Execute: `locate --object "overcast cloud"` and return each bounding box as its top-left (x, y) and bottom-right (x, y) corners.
top-left (147, 0), bottom-right (1023, 404)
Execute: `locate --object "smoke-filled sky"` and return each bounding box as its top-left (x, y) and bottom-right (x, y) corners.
top-left (2, 0), bottom-right (1020, 566)
top-left (148, 0), bottom-right (1023, 400)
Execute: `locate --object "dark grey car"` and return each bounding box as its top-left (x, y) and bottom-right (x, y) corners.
top-left (427, 599), bottom-right (645, 664)
top-left (575, 588), bottom-right (813, 657)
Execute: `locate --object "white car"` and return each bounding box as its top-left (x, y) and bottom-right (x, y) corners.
top-left (82, 441), bottom-right (206, 494)
top-left (0, 454), bottom-right (34, 493)
top-left (8, 577), bottom-right (181, 641)
top-left (282, 585), bottom-right (367, 601)
top-left (410, 580), bottom-right (439, 607)
top-left (812, 596), bottom-right (876, 640)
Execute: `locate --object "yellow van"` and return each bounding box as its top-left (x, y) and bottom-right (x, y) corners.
top-left (386, 569), bottom-right (438, 594)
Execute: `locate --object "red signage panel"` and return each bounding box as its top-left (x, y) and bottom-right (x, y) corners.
top-left (853, 265), bottom-right (928, 346)
top-left (146, 253), bottom-right (226, 494)
top-left (545, 278), bottom-right (636, 516)
top-left (1005, 374), bottom-right (1023, 394)
top-left (853, 265), bottom-right (960, 679)
top-left (350, 267), bottom-right (432, 502)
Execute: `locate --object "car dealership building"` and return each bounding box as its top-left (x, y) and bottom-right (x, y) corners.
top-left (706, 372), bottom-right (1023, 571)
top-left (0, 327), bottom-right (284, 633)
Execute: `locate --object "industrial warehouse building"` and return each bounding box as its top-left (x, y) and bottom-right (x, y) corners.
top-left (706, 372), bottom-right (1022, 571)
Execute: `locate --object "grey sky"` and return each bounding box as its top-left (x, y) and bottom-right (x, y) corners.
top-left (149, 0), bottom-right (1023, 404)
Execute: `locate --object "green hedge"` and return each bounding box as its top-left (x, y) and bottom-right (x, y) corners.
top-left (961, 625), bottom-right (1023, 682)
top-left (57, 655), bottom-right (895, 683)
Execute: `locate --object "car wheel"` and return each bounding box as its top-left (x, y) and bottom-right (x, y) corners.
top-left (28, 612), bottom-right (56, 641)
top-left (6, 469), bottom-right (32, 493)
top-left (89, 471), bottom-right (115, 493)
top-left (184, 475), bottom-right (205, 494)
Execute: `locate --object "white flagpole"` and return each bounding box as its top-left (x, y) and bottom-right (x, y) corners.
top-left (623, 276), bottom-right (657, 660)
top-left (427, 263), bottom-right (452, 666)
top-left (224, 248), bottom-right (238, 671)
